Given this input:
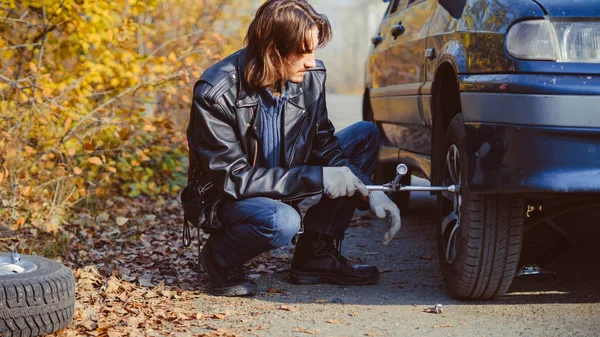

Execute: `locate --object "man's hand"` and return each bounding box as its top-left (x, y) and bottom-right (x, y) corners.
top-left (369, 191), bottom-right (401, 245)
top-left (322, 166), bottom-right (369, 199)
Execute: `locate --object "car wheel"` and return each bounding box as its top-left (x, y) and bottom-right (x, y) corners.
top-left (0, 252), bottom-right (76, 337)
top-left (373, 162), bottom-right (410, 211)
top-left (436, 114), bottom-right (525, 300)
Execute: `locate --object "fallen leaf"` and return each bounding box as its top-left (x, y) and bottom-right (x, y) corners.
top-left (107, 330), bottom-right (126, 337)
top-left (138, 278), bottom-right (154, 287)
top-left (292, 327), bottom-right (320, 335)
top-left (127, 316), bottom-right (142, 328)
top-left (144, 291), bottom-right (158, 299)
top-left (326, 319), bottom-right (344, 324)
top-left (80, 319), bottom-right (97, 331)
top-left (278, 306), bottom-right (296, 312)
top-left (212, 313), bottom-right (226, 319)
top-left (73, 167), bottom-right (83, 175)
top-left (265, 287), bottom-right (281, 294)
top-left (433, 324), bottom-right (454, 328)
top-left (349, 311), bottom-right (359, 317)
top-left (116, 216), bottom-right (129, 226)
top-left (315, 299), bottom-right (327, 303)
top-left (105, 277), bottom-right (121, 294)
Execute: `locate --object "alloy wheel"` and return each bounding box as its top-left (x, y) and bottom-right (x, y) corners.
top-left (440, 144), bottom-right (462, 264)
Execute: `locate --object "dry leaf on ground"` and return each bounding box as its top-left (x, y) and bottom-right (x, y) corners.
top-left (292, 327), bottom-right (320, 335)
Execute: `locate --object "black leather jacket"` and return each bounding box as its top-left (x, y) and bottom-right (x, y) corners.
top-left (186, 49), bottom-right (370, 203)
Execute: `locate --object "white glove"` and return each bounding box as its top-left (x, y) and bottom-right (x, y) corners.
top-left (322, 166), bottom-right (369, 199)
top-left (369, 191), bottom-right (401, 245)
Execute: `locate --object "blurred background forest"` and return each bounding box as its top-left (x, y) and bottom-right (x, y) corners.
top-left (0, 0), bottom-right (386, 234)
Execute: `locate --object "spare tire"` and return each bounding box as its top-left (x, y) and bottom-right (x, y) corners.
top-left (0, 252), bottom-right (76, 337)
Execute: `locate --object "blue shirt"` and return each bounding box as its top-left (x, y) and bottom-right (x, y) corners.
top-left (258, 87), bottom-right (288, 168)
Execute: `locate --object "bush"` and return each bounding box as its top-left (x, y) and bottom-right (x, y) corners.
top-left (0, 0), bottom-right (251, 232)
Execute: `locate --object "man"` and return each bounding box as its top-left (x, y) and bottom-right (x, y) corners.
top-left (186, 0), bottom-right (401, 297)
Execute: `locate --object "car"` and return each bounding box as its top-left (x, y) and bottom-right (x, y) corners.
top-left (363, 0), bottom-right (600, 300)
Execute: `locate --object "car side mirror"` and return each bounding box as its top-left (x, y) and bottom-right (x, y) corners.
top-left (439, 0), bottom-right (466, 19)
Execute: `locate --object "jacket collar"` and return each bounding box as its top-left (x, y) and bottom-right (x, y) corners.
top-left (236, 50), bottom-right (304, 108)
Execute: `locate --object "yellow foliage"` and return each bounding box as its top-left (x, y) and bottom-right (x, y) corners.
top-left (0, 0), bottom-right (252, 231)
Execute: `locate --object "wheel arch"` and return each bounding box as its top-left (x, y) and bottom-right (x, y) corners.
top-left (431, 60), bottom-right (463, 186)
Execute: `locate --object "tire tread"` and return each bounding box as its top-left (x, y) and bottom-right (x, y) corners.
top-left (437, 114), bottom-right (525, 300)
top-left (0, 256), bottom-right (75, 337)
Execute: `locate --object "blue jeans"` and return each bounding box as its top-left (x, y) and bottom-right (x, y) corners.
top-left (210, 121), bottom-right (379, 267)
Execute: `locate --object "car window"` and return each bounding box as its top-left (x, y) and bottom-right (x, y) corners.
top-left (389, 0), bottom-right (409, 15)
top-left (382, 1), bottom-right (392, 18)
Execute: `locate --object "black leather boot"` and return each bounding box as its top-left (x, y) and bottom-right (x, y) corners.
top-left (201, 237), bottom-right (257, 296)
top-left (290, 231), bottom-right (380, 285)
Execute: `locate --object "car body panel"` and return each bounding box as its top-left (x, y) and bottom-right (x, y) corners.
top-left (460, 74), bottom-right (600, 95)
top-left (533, 0), bottom-right (600, 18)
top-left (461, 92), bottom-right (600, 127)
top-left (366, 0), bottom-right (600, 194)
top-left (465, 123), bottom-right (600, 194)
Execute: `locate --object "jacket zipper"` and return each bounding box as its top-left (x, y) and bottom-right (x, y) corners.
top-left (250, 106), bottom-right (258, 166)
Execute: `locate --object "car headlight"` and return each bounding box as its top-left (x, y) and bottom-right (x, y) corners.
top-left (506, 20), bottom-right (600, 63)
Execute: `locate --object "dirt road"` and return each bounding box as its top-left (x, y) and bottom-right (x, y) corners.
top-left (188, 94), bottom-right (600, 337)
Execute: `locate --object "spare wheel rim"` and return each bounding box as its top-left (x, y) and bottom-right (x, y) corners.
top-left (0, 256), bottom-right (39, 275)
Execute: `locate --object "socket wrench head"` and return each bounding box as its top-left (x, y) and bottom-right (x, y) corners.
top-left (391, 164), bottom-right (408, 187)
top-left (396, 164), bottom-right (408, 176)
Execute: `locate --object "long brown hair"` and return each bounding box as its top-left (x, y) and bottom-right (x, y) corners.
top-left (243, 0), bottom-right (332, 90)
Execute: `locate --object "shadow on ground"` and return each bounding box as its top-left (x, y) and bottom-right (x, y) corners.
top-left (246, 192), bottom-right (600, 307)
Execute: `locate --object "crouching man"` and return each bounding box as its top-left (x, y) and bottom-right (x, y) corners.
top-left (185, 0), bottom-right (401, 296)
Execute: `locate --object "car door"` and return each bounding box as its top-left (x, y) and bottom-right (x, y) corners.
top-left (375, 0), bottom-right (437, 155)
top-left (368, 0), bottom-right (406, 93)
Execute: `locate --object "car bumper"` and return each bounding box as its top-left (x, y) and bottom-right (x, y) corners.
top-left (460, 91), bottom-right (600, 194)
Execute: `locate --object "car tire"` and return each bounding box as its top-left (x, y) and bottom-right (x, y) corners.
top-left (0, 252), bottom-right (76, 337)
top-left (372, 162), bottom-right (411, 211)
top-left (436, 114), bottom-right (525, 300)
